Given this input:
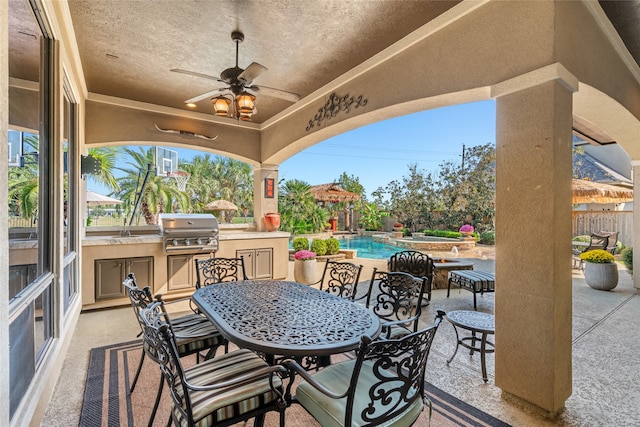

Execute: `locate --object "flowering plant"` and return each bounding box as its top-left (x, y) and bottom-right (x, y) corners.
top-left (459, 224), bottom-right (474, 233)
top-left (294, 250), bottom-right (317, 261)
top-left (393, 222), bottom-right (403, 228)
top-left (579, 249), bottom-right (614, 264)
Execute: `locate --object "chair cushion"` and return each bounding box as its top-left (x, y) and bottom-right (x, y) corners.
top-left (383, 324), bottom-right (412, 340)
top-left (171, 313), bottom-right (225, 355)
top-left (296, 360), bottom-right (424, 427)
top-left (173, 349), bottom-right (282, 426)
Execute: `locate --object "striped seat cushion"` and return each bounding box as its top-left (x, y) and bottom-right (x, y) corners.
top-left (172, 349), bottom-right (283, 426)
top-left (144, 313), bottom-right (223, 359)
top-left (170, 314), bottom-right (224, 355)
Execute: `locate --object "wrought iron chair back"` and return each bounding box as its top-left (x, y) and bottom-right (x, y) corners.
top-left (123, 273), bottom-right (154, 332)
top-left (317, 260), bottom-right (364, 300)
top-left (195, 256), bottom-right (248, 288)
top-left (283, 310), bottom-right (446, 427)
top-left (365, 269), bottom-right (428, 338)
top-left (123, 273), bottom-right (227, 425)
top-left (388, 250), bottom-right (434, 301)
top-left (139, 303), bottom-right (289, 427)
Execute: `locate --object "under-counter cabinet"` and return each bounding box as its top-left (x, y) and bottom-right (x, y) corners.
top-left (95, 256), bottom-right (153, 300)
top-left (237, 248), bottom-right (273, 280)
top-left (167, 253), bottom-right (212, 291)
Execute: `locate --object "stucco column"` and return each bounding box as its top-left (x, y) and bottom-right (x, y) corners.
top-left (253, 165), bottom-right (279, 231)
top-left (494, 79), bottom-right (574, 416)
top-left (632, 161), bottom-right (640, 291)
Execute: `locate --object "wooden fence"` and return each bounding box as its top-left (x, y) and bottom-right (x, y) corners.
top-left (572, 211), bottom-right (633, 247)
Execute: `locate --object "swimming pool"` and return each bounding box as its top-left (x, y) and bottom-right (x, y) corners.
top-left (337, 236), bottom-right (399, 259)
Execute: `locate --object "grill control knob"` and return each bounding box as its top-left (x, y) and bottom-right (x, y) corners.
top-left (172, 239), bottom-right (178, 246)
top-left (208, 238), bottom-right (214, 245)
top-left (184, 239), bottom-right (191, 246)
top-left (197, 238), bottom-right (203, 245)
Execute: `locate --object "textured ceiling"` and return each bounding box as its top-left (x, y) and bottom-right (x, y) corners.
top-left (65, 0), bottom-right (460, 123)
top-left (7, 0), bottom-right (640, 125)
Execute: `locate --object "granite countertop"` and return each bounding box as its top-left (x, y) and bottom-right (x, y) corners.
top-left (82, 231), bottom-right (290, 246)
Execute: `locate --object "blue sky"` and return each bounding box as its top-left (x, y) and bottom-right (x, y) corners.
top-left (88, 100), bottom-right (496, 198)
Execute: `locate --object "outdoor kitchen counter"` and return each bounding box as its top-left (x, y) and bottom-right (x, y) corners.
top-left (82, 234), bottom-right (162, 245)
top-left (81, 230), bottom-right (291, 310)
top-left (82, 231), bottom-right (290, 245)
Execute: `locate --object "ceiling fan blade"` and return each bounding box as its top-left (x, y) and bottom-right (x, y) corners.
top-left (185, 88), bottom-right (230, 104)
top-left (238, 62), bottom-right (268, 84)
top-left (171, 68), bottom-right (224, 83)
top-left (250, 85), bottom-right (300, 103)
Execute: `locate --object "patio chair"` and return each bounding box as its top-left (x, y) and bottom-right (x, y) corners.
top-left (123, 273), bottom-right (227, 426)
top-left (314, 260), bottom-right (364, 300)
top-left (604, 231), bottom-right (619, 255)
top-left (282, 310), bottom-right (446, 427)
top-left (195, 256), bottom-right (248, 288)
top-left (139, 303), bottom-right (290, 427)
top-left (388, 250), bottom-right (434, 302)
top-left (365, 269), bottom-right (428, 339)
top-left (572, 232), bottom-right (609, 269)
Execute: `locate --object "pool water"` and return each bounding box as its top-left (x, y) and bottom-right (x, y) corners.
top-left (338, 236), bottom-right (399, 259)
top-left (290, 236), bottom-right (398, 259)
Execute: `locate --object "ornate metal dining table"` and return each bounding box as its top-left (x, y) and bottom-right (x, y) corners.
top-left (191, 280), bottom-right (381, 365)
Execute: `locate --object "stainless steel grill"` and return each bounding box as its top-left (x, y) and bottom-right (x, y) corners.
top-left (159, 213), bottom-right (219, 254)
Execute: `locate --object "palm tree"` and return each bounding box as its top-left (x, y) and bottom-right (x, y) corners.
top-left (114, 147), bottom-right (189, 225)
top-left (8, 135), bottom-right (39, 221)
top-left (87, 147), bottom-right (121, 192)
top-left (181, 155), bottom-right (253, 221)
top-left (279, 179), bottom-right (328, 233)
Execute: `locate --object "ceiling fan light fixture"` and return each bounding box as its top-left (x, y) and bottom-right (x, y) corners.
top-left (236, 91), bottom-right (256, 112)
top-left (211, 96), bottom-right (232, 116)
top-left (236, 91), bottom-right (256, 121)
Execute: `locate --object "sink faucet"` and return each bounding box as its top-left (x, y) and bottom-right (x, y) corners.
top-left (120, 219), bottom-right (131, 237)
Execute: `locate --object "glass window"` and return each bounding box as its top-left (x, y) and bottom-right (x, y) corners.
top-left (8, 0), bottom-right (56, 419)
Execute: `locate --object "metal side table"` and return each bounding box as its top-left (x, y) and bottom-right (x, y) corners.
top-left (446, 310), bottom-right (495, 382)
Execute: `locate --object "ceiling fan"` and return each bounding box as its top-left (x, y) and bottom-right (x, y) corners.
top-left (171, 30), bottom-right (300, 120)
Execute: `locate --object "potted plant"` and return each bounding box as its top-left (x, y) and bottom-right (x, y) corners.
top-left (459, 224), bottom-right (474, 237)
top-left (579, 249), bottom-right (618, 290)
top-left (263, 212), bottom-right (281, 231)
top-left (293, 250), bottom-right (317, 285)
top-left (393, 222), bottom-right (404, 232)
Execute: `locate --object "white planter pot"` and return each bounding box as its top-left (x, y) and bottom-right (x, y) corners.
top-left (584, 262), bottom-right (618, 291)
top-left (294, 259), bottom-right (317, 285)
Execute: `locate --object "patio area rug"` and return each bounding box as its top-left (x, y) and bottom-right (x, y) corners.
top-left (80, 340), bottom-right (511, 427)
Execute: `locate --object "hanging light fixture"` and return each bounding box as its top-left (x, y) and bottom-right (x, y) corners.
top-left (211, 96), bottom-right (232, 117)
top-left (236, 91), bottom-right (256, 121)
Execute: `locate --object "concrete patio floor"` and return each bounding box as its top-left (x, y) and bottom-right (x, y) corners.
top-left (42, 253), bottom-right (640, 426)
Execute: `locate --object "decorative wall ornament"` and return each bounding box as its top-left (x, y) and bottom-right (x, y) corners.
top-left (306, 92), bottom-right (368, 131)
top-left (154, 123), bottom-right (218, 141)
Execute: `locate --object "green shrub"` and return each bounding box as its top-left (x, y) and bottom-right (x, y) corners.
top-left (292, 237), bottom-right (309, 251)
top-left (479, 231), bottom-right (495, 245)
top-left (310, 239), bottom-right (328, 256)
top-left (614, 241), bottom-right (624, 255)
top-left (622, 247), bottom-right (633, 272)
top-left (325, 237), bottom-right (340, 255)
top-left (423, 229), bottom-right (464, 239)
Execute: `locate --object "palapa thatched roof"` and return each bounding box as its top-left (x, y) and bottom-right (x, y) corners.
top-left (309, 183), bottom-right (361, 203)
top-left (572, 179), bottom-right (633, 204)
top-left (204, 199), bottom-right (239, 211)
